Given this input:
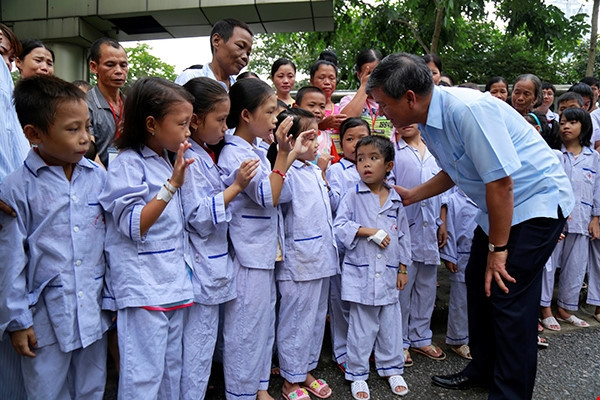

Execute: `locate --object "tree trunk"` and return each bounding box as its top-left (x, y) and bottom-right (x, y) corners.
top-left (587, 0), bottom-right (600, 76)
top-left (431, 1), bottom-right (445, 54)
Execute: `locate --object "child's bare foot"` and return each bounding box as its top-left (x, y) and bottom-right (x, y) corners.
top-left (350, 380), bottom-right (369, 400)
top-left (257, 389), bottom-right (274, 400)
top-left (540, 306), bottom-right (553, 319)
top-left (387, 375), bottom-right (409, 396)
top-left (556, 307), bottom-right (572, 320)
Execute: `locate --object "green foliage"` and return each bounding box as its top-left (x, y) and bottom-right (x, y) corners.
top-left (89, 42), bottom-right (176, 87)
top-left (124, 43), bottom-right (176, 83)
top-left (248, 0), bottom-right (591, 86)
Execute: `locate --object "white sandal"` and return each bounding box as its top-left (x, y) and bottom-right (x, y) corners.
top-left (388, 375), bottom-right (409, 396)
top-left (350, 380), bottom-right (370, 400)
top-left (557, 314), bottom-right (590, 328)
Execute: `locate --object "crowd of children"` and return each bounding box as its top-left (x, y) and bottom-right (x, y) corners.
top-left (1, 42), bottom-right (599, 400)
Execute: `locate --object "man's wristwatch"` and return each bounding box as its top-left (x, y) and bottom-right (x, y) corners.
top-left (488, 242), bottom-right (508, 252)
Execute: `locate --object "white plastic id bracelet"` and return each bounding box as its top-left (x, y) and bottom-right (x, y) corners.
top-left (157, 185), bottom-right (173, 203)
top-left (165, 180), bottom-right (177, 194)
top-left (367, 229), bottom-right (388, 245)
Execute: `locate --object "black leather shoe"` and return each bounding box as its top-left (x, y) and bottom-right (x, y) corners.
top-left (431, 372), bottom-right (484, 390)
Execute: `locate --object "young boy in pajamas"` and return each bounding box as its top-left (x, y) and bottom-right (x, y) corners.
top-left (0, 75), bottom-right (110, 399)
top-left (334, 135), bottom-right (411, 399)
top-left (439, 188), bottom-right (477, 359)
top-left (325, 117), bottom-right (370, 372)
top-left (390, 124), bottom-right (447, 363)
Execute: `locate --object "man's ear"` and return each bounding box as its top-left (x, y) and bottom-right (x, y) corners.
top-left (211, 33), bottom-right (222, 52)
top-left (89, 60), bottom-right (98, 75)
top-left (405, 90), bottom-right (416, 108)
top-left (23, 125), bottom-right (43, 145)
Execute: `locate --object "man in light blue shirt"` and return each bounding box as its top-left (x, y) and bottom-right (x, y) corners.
top-left (367, 53), bottom-right (574, 400)
top-left (174, 18), bottom-right (253, 90)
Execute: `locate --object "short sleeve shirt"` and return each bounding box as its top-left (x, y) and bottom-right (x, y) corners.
top-left (419, 86), bottom-right (574, 233)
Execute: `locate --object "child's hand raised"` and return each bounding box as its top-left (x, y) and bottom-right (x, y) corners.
top-left (275, 116), bottom-right (294, 152)
top-left (317, 152), bottom-right (332, 173)
top-left (291, 129), bottom-right (317, 155)
top-left (169, 141), bottom-right (195, 188)
top-left (235, 159), bottom-right (259, 190)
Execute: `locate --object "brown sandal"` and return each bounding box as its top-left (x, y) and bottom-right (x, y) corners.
top-left (411, 344), bottom-right (446, 360)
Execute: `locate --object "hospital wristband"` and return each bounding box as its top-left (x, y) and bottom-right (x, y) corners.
top-left (157, 185), bottom-right (173, 203)
top-left (165, 180), bottom-right (178, 194)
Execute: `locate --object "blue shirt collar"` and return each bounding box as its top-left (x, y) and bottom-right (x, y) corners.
top-left (24, 149), bottom-right (99, 177)
top-left (423, 86), bottom-right (444, 131)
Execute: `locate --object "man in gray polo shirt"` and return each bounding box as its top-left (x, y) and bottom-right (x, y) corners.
top-left (87, 37), bottom-right (128, 166)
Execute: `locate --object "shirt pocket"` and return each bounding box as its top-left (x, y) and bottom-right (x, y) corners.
top-left (137, 239), bottom-right (180, 286)
top-left (40, 275), bottom-right (69, 339)
top-left (574, 167), bottom-right (596, 206)
top-left (86, 194), bottom-right (105, 230)
top-left (290, 230), bottom-right (325, 267)
top-left (341, 254), bottom-right (369, 291)
top-left (453, 152), bottom-right (481, 184)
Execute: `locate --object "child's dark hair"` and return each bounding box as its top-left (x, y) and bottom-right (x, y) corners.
top-left (568, 82), bottom-right (594, 110)
top-left (116, 77), bottom-right (194, 151)
top-left (267, 108), bottom-right (315, 167)
top-left (560, 107), bottom-right (593, 147)
top-left (580, 76), bottom-right (600, 89)
top-left (309, 60), bottom-right (338, 79)
top-left (227, 78), bottom-right (275, 128)
top-left (485, 76), bottom-right (508, 92)
top-left (356, 135), bottom-right (394, 163)
top-left (557, 92), bottom-right (584, 108)
top-left (19, 39), bottom-right (55, 62)
top-left (183, 77), bottom-right (229, 122)
top-left (275, 108), bottom-right (315, 140)
top-left (339, 118), bottom-right (370, 141)
top-left (270, 58), bottom-right (296, 78)
top-left (524, 111), bottom-right (561, 150)
top-left (295, 86), bottom-right (325, 106)
top-left (72, 79), bottom-right (93, 92)
top-left (237, 71), bottom-right (260, 80)
top-left (13, 75), bottom-right (86, 133)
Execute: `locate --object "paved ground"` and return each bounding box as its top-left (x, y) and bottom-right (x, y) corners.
top-left (104, 266), bottom-right (600, 399)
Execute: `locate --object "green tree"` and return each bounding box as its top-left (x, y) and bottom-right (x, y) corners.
top-left (90, 42), bottom-right (176, 86)
top-left (248, 0), bottom-right (590, 86)
top-left (124, 43), bottom-right (176, 83)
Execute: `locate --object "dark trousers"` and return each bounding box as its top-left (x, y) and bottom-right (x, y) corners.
top-left (463, 214), bottom-right (566, 400)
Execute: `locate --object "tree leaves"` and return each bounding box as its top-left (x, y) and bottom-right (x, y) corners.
top-left (248, 0), bottom-right (590, 86)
